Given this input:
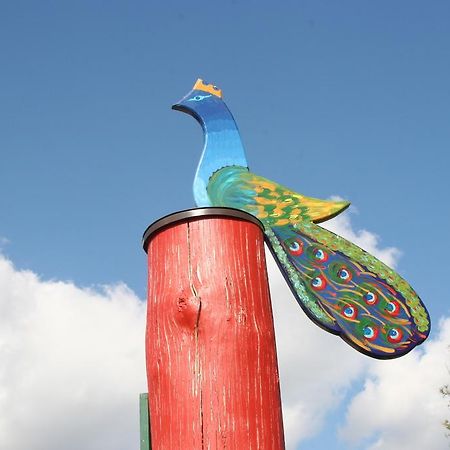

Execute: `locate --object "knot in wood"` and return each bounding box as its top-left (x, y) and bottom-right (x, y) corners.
top-left (175, 292), bottom-right (201, 330)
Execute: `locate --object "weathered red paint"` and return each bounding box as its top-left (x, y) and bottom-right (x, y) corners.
top-left (145, 212), bottom-right (285, 449)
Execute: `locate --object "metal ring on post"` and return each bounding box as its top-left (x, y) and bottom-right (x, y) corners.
top-left (142, 207), bottom-right (264, 252)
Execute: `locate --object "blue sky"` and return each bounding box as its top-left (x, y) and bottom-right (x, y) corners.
top-left (1, 1), bottom-right (449, 449)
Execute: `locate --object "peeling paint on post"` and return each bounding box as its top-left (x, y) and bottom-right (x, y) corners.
top-left (143, 208), bottom-right (285, 449)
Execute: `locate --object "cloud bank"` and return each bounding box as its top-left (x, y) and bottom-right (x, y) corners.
top-left (0, 210), bottom-right (447, 449)
top-left (0, 257), bottom-right (147, 450)
top-left (339, 317), bottom-right (450, 449)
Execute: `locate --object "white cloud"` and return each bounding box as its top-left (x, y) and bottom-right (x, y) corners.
top-left (339, 318), bottom-right (450, 450)
top-left (0, 256), bottom-right (147, 450)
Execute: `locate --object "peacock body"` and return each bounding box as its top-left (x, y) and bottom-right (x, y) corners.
top-left (172, 79), bottom-right (430, 359)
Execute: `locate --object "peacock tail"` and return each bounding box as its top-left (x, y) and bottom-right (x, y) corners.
top-left (208, 165), bottom-right (430, 359)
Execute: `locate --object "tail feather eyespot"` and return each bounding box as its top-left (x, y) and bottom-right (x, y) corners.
top-left (337, 266), bottom-right (352, 283)
top-left (387, 328), bottom-right (403, 343)
top-left (363, 325), bottom-right (379, 341)
top-left (287, 239), bottom-right (304, 256)
top-left (342, 304), bottom-right (358, 319)
top-left (306, 245), bottom-right (329, 263)
top-left (385, 300), bottom-right (401, 317)
top-left (363, 291), bottom-right (379, 305)
top-left (311, 274), bottom-right (327, 291)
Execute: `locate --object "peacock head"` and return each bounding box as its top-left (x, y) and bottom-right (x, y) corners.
top-left (172, 79), bottom-right (224, 121)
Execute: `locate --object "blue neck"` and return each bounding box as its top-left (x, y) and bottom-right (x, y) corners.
top-left (193, 103), bottom-right (248, 206)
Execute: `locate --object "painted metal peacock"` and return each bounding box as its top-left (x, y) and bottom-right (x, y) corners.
top-left (172, 78), bottom-right (430, 359)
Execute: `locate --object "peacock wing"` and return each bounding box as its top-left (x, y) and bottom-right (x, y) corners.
top-left (207, 166), bottom-right (350, 224)
top-left (267, 221), bottom-right (430, 359)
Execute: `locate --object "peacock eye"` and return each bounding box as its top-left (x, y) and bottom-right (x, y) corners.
top-left (387, 327), bottom-right (403, 343)
top-left (363, 325), bottom-right (378, 341)
top-left (364, 291), bottom-right (378, 305)
top-left (337, 267), bottom-right (352, 282)
top-left (288, 239), bottom-right (303, 256)
top-left (342, 304), bottom-right (358, 319)
top-left (188, 94), bottom-right (211, 102)
top-left (311, 275), bottom-right (327, 291)
top-left (385, 300), bottom-right (400, 316)
top-left (314, 248), bottom-right (328, 262)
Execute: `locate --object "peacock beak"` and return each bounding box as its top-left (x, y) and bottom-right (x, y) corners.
top-left (171, 102), bottom-right (187, 112)
top-left (171, 91), bottom-right (204, 125)
top-left (172, 94), bottom-right (190, 113)
top-left (171, 94), bottom-right (199, 119)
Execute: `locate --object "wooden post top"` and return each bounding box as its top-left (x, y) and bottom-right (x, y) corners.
top-left (142, 207), bottom-right (264, 253)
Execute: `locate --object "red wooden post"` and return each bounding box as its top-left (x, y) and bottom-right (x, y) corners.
top-left (143, 208), bottom-right (285, 449)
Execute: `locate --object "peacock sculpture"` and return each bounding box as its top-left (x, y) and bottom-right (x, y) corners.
top-left (172, 79), bottom-right (430, 359)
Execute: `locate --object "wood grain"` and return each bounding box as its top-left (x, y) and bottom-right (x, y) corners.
top-left (145, 215), bottom-right (285, 449)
